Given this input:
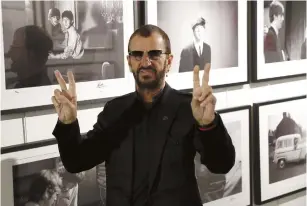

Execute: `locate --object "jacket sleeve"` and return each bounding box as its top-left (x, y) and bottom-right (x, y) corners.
top-left (193, 113), bottom-right (235, 174)
top-left (52, 102), bottom-right (116, 173)
top-left (52, 100), bottom-right (136, 173)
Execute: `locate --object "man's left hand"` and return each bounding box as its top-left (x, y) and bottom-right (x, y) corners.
top-left (191, 63), bottom-right (216, 126)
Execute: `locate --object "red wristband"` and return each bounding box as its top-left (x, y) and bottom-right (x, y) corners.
top-left (198, 125), bottom-right (216, 131)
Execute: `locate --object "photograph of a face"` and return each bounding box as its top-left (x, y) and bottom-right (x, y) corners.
top-left (254, 96), bottom-right (307, 203)
top-left (263, 0), bottom-right (306, 63)
top-left (2, 0), bottom-right (124, 89)
top-left (253, 0), bottom-right (307, 81)
top-left (267, 111), bottom-right (306, 184)
top-left (12, 156), bottom-right (107, 206)
top-left (194, 106), bottom-right (250, 206)
top-left (0, 0), bottom-right (134, 111)
top-left (158, 1), bottom-right (238, 73)
top-left (146, 0), bottom-right (247, 89)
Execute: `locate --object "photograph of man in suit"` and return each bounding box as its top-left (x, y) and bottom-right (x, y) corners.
top-left (179, 17), bottom-right (211, 73)
top-left (51, 24), bottom-right (235, 206)
top-left (264, 0), bottom-right (285, 63)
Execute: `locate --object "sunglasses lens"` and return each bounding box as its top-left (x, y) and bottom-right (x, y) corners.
top-left (130, 51), bottom-right (143, 60)
top-left (148, 50), bottom-right (163, 60)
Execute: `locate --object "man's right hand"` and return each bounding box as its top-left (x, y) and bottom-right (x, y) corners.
top-left (52, 70), bottom-right (77, 124)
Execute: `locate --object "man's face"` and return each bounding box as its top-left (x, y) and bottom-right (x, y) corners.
top-left (193, 25), bottom-right (205, 42)
top-left (127, 32), bottom-right (173, 90)
top-left (275, 14), bottom-right (284, 29)
top-left (49, 16), bottom-right (59, 26)
top-left (62, 17), bottom-right (72, 29)
top-left (8, 28), bottom-right (31, 78)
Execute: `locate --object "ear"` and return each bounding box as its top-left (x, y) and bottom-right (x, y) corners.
top-left (166, 54), bottom-right (173, 70)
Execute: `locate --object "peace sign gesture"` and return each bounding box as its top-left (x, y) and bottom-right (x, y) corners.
top-left (51, 70), bottom-right (77, 124)
top-left (191, 63), bottom-right (216, 126)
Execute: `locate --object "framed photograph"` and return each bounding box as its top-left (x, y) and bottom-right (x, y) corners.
top-left (145, 0), bottom-right (248, 89)
top-left (251, 0), bottom-right (307, 82)
top-left (253, 95), bottom-right (307, 204)
top-left (1, 143), bottom-right (107, 206)
top-left (195, 105), bottom-right (251, 206)
top-left (0, 0), bottom-right (135, 111)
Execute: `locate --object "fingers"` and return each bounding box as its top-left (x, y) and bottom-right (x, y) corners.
top-left (51, 96), bottom-right (60, 114)
top-left (202, 63), bottom-right (211, 87)
top-left (200, 94), bottom-right (216, 108)
top-left (193, 65), bottom-right (201, 89)
top-left (54, 89), bottom-right (75, 109)
top-left (198, 86), bottom-right (212, 102)
top-left (67, 70), bottom-right (77, 98)
top-left (54, 70), bottom-right (68, 91)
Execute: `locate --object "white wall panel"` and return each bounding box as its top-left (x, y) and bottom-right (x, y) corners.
top-left (1, 115), bottom-right (24, 147)
top-left (24, 109), bottom-right (57, 142)
top-left (78, 107), bottom-right (104, 134)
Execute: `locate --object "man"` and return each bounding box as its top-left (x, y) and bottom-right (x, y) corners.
top-left (47, 8), bottom-right (65, 49)
top-left (7, 25), bottom-right (53, 88)
top-left (264, 0), bottom-right (285, 63)
top-left (48, 10), bottom-right (84, 60)
top-left (51, 24), bottom-right (235, 206)
top-left (179, 17), bottom-right (211, 73)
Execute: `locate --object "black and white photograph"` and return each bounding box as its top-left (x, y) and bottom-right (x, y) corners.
top-left (13, 157), bottom-right (106, 206)
top-left (0, 0), bottom-right (135, 111)
top-left (194, 106), bottom-right (251, 206)
top-left (252, 0), bottom-right (307, 82)
top-left (268, 111), bottom-right (306, 184)
top-left (1, 144), bottom-right (107, 206)
top-left (146, 0), bottom-right (248, 90)
top-left (253, 96), bottom-right (307, 204)
top-left (263, 0), bottom-right (306, 63)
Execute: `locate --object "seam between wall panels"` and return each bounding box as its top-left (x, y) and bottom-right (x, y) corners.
top-left (22, 115), bottom-right (27, 143)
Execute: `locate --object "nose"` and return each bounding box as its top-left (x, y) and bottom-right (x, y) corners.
top-left (140, 53), bottom-right (152, 67)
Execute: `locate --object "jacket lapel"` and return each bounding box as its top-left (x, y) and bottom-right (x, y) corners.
top-left (148, 83), bottom-right (182, 194)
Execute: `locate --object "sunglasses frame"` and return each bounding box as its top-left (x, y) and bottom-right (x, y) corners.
top-left (128, 49), bottom-right (170, 61)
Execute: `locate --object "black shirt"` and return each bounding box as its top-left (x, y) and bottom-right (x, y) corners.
top-left (131, 87), bottom-right (165, 206)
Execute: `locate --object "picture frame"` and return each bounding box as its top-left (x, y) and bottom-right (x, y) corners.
top-left (195, 105), bottom-right (251, 206)
top-left (145, 0), bottom-right (248, 90)
top-left (0, 0), bottom-right (136, 111)
top-left (250, 0), bottom-right (307, 82)
top-left (253, 95), bottom-right (307, 204)
top-left (1, 140), bottom-right (107, 206)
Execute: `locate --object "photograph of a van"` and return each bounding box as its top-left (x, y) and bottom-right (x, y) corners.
top-left (273, 133), bottom-right (307, 169)
top-left (268, 111), bottom-right (306, 184)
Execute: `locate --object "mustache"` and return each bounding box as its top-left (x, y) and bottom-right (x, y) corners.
top-left (137, 66), bottom-right (157, 73)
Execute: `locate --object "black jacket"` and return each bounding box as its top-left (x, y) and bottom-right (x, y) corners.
top-left (52, 83), bottom-right (235, 206)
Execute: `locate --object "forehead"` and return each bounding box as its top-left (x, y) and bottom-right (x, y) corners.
top-left (129, 32), bottom-right (165, 51)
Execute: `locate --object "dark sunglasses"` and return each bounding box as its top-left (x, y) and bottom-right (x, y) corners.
top-left (128, 50), bottom-right (169, 61)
